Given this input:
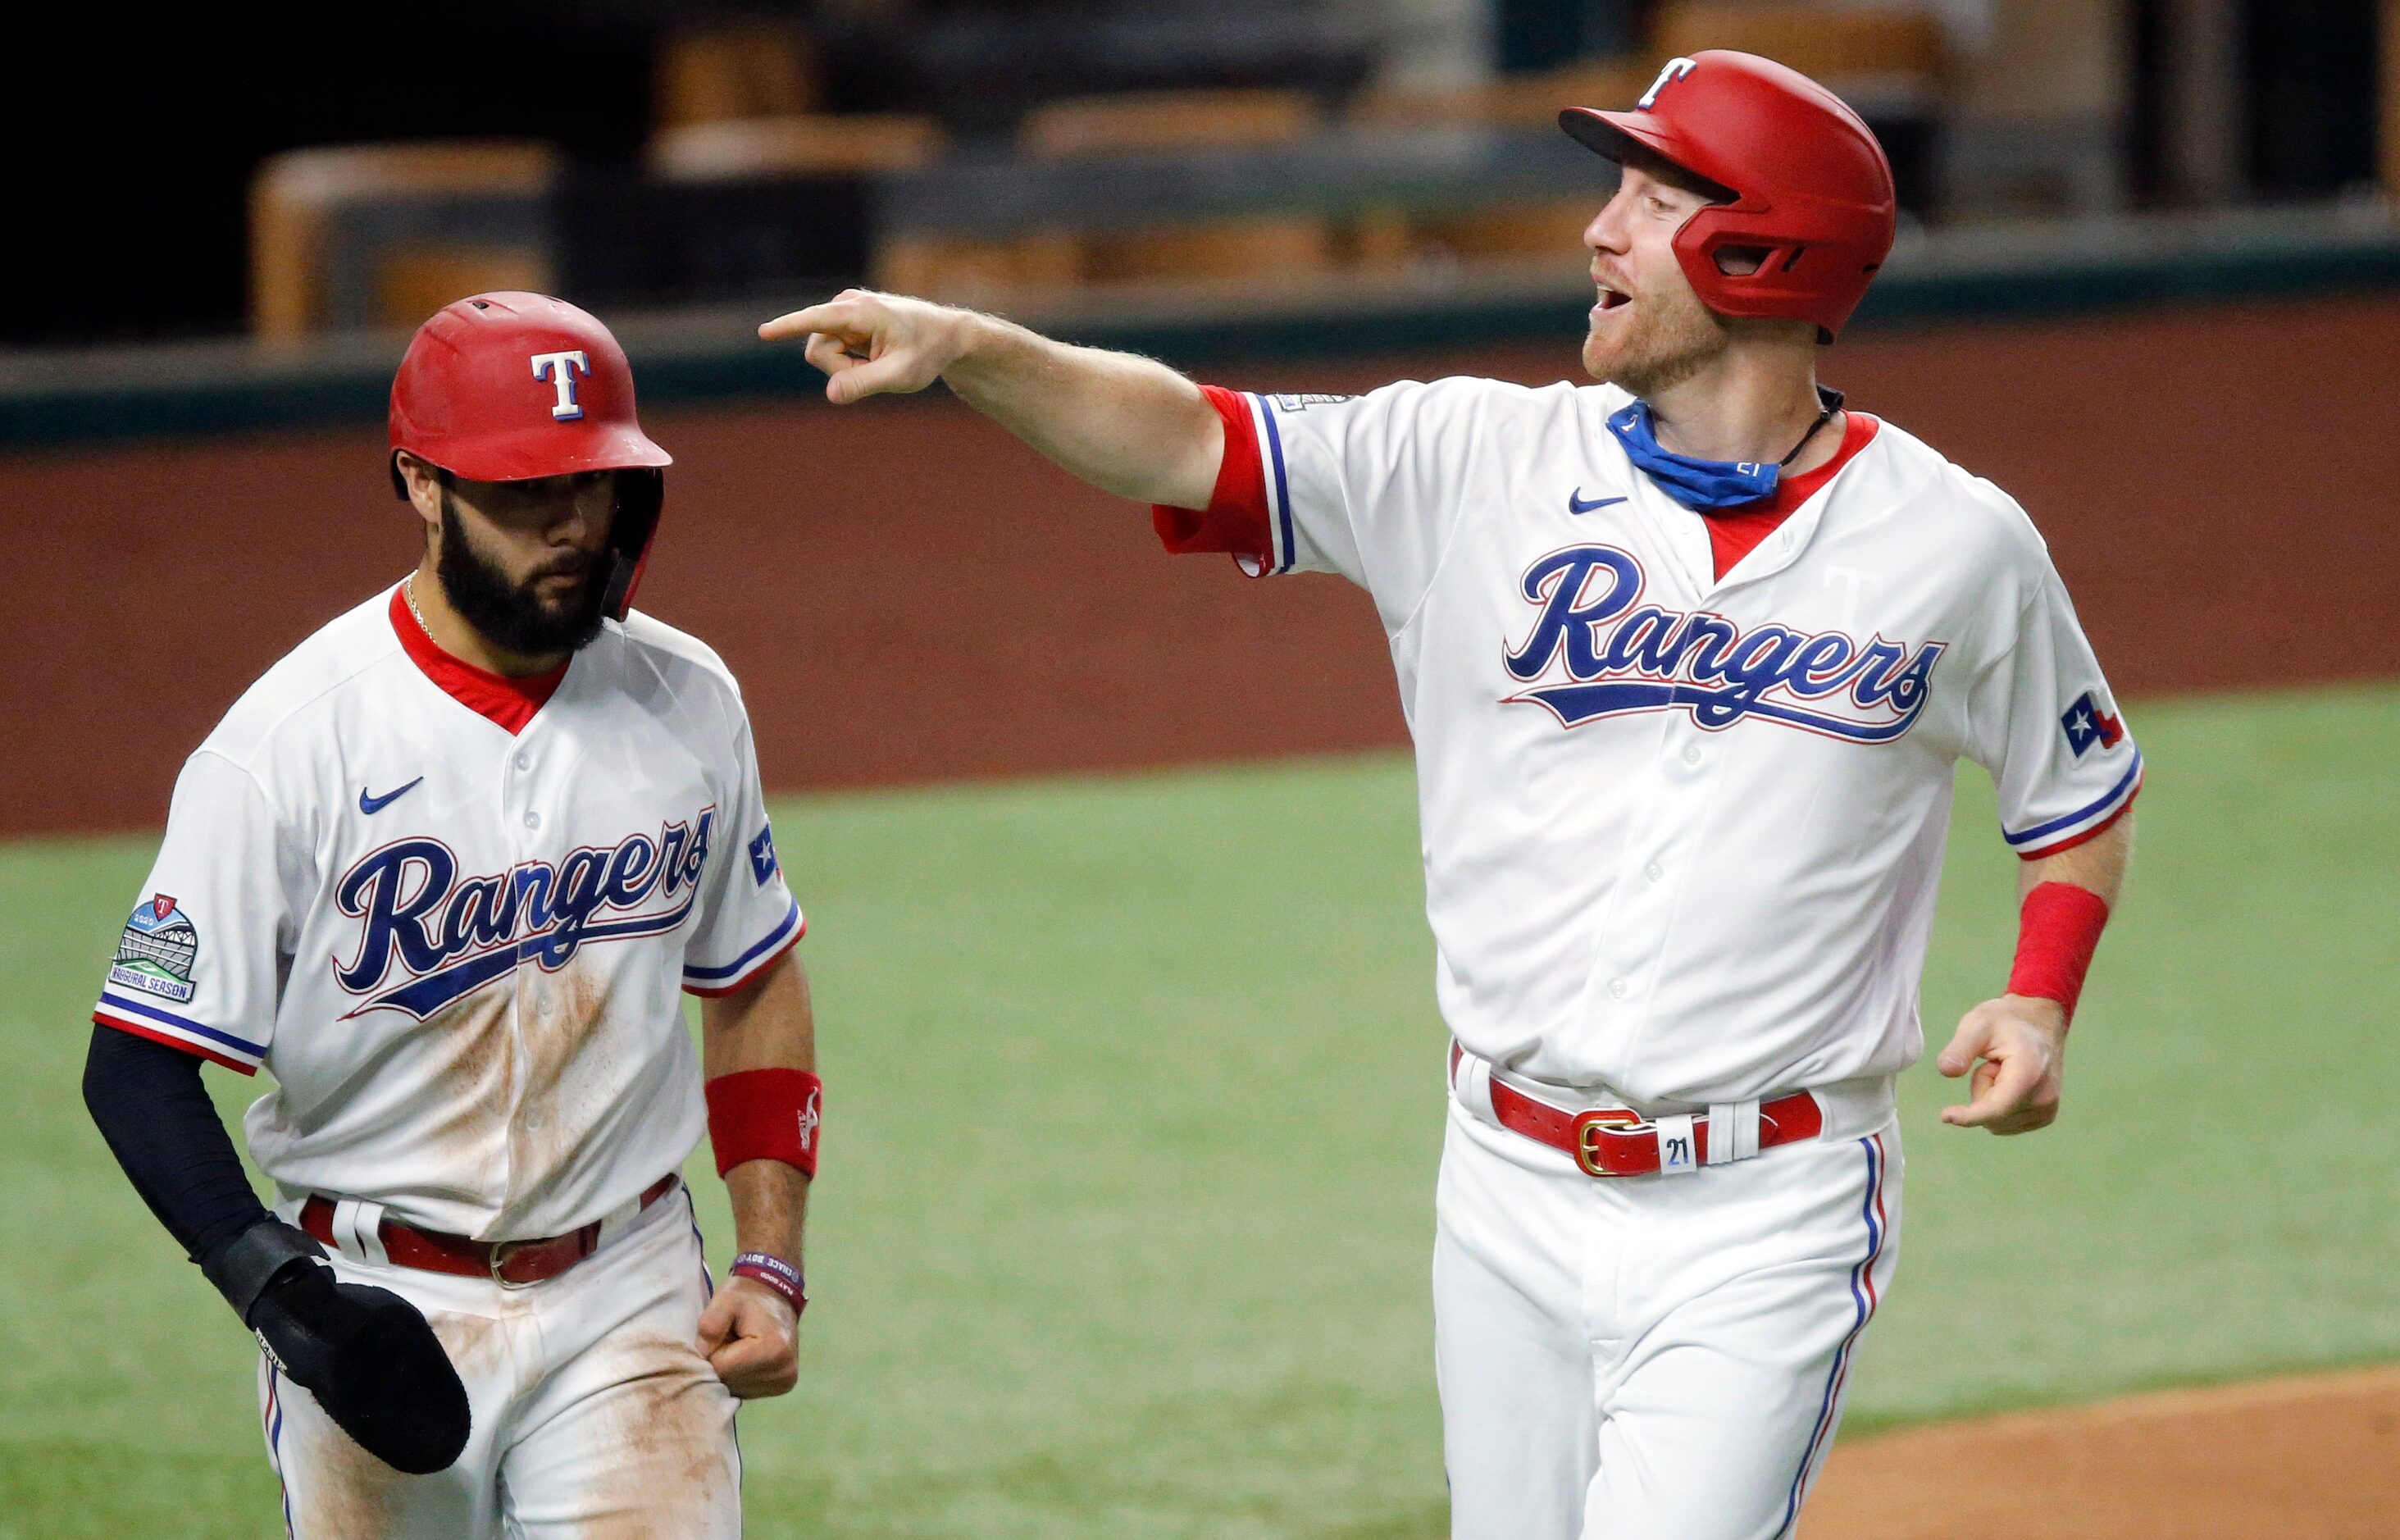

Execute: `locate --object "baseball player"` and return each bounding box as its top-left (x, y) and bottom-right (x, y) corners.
top-left (759, 50), bottom-right (2136, 1538)
top-left (82, 292), bottom-right (822, 1536)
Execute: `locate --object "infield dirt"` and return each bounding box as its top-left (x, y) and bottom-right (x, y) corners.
top-left (1810, 1366), bottom-right (2400, 1538)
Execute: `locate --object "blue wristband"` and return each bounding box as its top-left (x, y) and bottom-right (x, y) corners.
top-left (729, 1251), bottom-right (806, 1312)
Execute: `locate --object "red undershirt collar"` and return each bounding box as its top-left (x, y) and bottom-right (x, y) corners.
top-left (1699, 412), bottom-right (1883, 580)
top-left (386, 584), bottom-right (569, 736)
top-left (1749, 410), bottom-right (1881, 517)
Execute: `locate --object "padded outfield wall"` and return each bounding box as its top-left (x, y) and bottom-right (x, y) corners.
top-left (7, 292), bottom-right (2400, 837)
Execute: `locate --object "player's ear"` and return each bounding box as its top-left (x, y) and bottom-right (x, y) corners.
top-left (392, 451), bottom-right (446, 535)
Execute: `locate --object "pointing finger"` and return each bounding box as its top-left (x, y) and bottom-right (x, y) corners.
top-left (758, 309), bottom-right (823, 342)
top-left (759, 296), bottom-right (871, 341)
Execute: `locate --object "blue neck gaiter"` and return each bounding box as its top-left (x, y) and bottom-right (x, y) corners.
top-left (1606, 388), bottom-right (1845, 512)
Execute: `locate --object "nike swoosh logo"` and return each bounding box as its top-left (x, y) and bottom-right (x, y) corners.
top-left (359, 777), bottom-right (424, 815)
top-left (1568, 489), bottom-right (1628, 515)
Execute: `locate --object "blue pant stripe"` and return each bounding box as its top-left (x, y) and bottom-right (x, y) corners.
top-left (1773, 1135), bottom-right (1887, 1538)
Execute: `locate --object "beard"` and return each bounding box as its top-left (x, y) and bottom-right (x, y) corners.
top-left (1583, 276), bottom-right (1731, 399)
top-left (435, 498), bottom-right (608, 658)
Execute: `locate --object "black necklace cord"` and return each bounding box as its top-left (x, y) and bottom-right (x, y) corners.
top-left (1778, 386), bottom-right (1847, 467)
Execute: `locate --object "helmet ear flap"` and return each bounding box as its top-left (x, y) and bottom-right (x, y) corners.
top-left (600, 468), bottom-right (666, 622)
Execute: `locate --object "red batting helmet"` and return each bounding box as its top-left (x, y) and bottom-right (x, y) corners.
top-left (389, 292), bottom-right (672, 620)
top-left (1560, 51), bottom-right (1897, 341)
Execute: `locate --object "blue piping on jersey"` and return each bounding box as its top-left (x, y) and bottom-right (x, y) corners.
top-left (1255, 394), bottom-right (1296, 574)
top-left (2003, 749), bottom-right (2143, 846)
top-left (1774, 1134), bottom-right (1888, 1538)
top-left (97, 991), bottom-right (267, 1058)
top-left (683, 896), bottom-right (802, 983)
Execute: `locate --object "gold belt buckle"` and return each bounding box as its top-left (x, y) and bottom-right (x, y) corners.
top-left (488, 1239), bottom-right (536, 1289)
top-left (1570, 1108), bottom-right (1645, 1178)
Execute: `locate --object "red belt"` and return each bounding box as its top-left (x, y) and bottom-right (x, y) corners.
top-left (300, 1174), bottom-right (679, 1287)
top-left (1454, 1046), bottom-right (1823, 1178)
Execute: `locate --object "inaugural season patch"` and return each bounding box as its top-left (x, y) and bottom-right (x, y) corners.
top-left (110, 894), bottom-right (198, 1004)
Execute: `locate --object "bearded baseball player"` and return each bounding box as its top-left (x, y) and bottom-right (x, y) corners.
top-left (82, 293), bottom-right (820, 1536)
top-left (761, 49), bottom-right (2137, 1538)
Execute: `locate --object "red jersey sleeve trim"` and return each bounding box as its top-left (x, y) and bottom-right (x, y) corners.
top-left (2006, 786), bottom-right (2140, 859)
top-left (91, 1014), bottom-right (260, 1076)
top-left (2013, 780), bottom-right (2141, 861)
top-left (681, 905), bottom-right (806, 998)
top-left (1152, 385), bottom-right (1273, 568)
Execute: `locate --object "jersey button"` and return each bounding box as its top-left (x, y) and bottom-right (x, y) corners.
top-left (514, 751), bottom-right (531, 772)
top-left (1644, 862), bottom-right (1664, 883)
top-left (1608, 977), bottom-right (1629, 1000)
top-left (524, 810), bottom-right (541, 830)
top-left (1682, 745), bottom-right (1702, 766)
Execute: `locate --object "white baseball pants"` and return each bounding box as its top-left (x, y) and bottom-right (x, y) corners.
top-left (255, 1185), bottom-right (740, 1538)
top-left (1434, 1087), bottom-right (1901, 1539)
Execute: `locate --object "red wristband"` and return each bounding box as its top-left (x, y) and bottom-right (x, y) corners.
top-left (704, 1068), bottom-right (822, 1179)
top-left (2006, 882), bottom-right (2111, 1023)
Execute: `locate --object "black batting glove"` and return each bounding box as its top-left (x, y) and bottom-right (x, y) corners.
top-left (205, 1219), bottom-right (471, 1475)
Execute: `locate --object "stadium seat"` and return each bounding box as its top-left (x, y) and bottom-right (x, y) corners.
top-left (248, 142), bottom-right (557, 339)
top-left (1021, 89), bottom-right (1334, 290)
top-left (1016, 89), bottom-right (1321, 159)
top-left (1648, 3), bottom-right (1946, 104)
top-left (649, 114), bottom-right (949, 183)
top-left (868, 232), bottom-right (1085, 308)
top-left (1344, 61), bottom-right (1652, 273)
top-left (1648, 3), bottom-right (1947, 212)
top-left (654, 22), bottom-right (819, 131)
top-left (1349, 58), bottom-right (1655, 134)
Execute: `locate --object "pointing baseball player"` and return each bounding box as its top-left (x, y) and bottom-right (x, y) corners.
top-left (762, 51), bottom-right (2135, 1538)
top-left (83, 293), bottom-right (821, 1535)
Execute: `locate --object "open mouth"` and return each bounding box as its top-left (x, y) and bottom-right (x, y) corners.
top-left (1592, 280), bottom-right (1633, 315)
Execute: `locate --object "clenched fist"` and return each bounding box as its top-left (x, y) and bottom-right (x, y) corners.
top-left (697, 1275), bottom-right (801, 1398)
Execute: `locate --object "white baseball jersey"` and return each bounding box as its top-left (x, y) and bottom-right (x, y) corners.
top-left (1174, 378), bottom-right (2140, 1105)
top-left (94, 585), bottom-right (802, 1240)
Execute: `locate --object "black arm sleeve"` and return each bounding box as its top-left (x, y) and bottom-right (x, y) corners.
top-left (83, 1023), bottom-right (273, 1267)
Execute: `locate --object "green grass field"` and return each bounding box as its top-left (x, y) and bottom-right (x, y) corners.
top-left (4, 683), bottom-right (2395, 1538)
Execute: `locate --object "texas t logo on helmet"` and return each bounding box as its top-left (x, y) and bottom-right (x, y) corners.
top-left (1636, 56), bottom-right (1697, 109)
top-left (529, 349), bottom-right (592, 421)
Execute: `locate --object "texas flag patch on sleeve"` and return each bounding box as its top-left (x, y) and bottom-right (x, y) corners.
top-left (748, 823), bottom-right (781, 886)
top-left (2060, 690), bottom-right (2126, 757)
